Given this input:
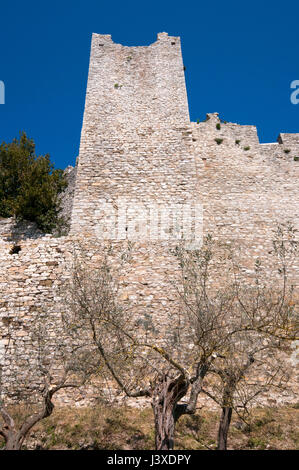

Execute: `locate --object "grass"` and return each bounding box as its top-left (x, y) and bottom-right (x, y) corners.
top-left (1, 404), bottom-right (298, 450)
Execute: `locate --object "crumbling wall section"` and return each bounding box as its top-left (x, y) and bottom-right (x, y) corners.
top-left (191, 113), bottom-right (299, 283)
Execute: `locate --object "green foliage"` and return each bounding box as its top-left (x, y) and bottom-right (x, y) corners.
top-left (244, 146), bottom-right (250, 151)
top-left (0, 132), bottom-right (67, 233)
top-left (215, 138), bottom-right (223, 145)
top-left (284, 149), bottom-right (291, 154)
top-left (294, 156), bottom-right (299, 161)
top-left (235, 139), bottom-right (241, 145)
top-left (247, 436), bottom-right (267, 449)
top-left (216, 123), bottom-right (221, 130)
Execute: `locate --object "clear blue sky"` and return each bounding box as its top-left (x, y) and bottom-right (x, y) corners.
top-left (0, 0), bottom-right (298, 169)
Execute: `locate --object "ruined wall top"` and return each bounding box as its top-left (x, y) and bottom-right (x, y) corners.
top-left (81, 31), bottom-right (190, 134)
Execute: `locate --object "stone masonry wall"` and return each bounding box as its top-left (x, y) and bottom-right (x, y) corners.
top-left (191, 113), bottom-right (299, 282)
top-left (0, 33), bottom-right (298, 409)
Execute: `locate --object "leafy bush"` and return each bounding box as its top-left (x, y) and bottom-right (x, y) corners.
top-left (216, 123), bottom-right (221, 130)
top-left (215, 138), bottom-right (223, 145)
top-left (0, 133), bottom-right (67, 233)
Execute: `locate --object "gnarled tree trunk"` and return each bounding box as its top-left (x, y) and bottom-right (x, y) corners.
top-left (151, 374), bottom-right (188, 450)
top-left (4, 432), bottom-right (24, 450)
top-left (0, 386), bottom-right (59, 450)
top-left (217, 406), bottom-right (232, 450)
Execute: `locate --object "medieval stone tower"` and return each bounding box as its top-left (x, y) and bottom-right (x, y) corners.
top-left (0, 32), bottom-right (298, 406)
top-left (70, 32), bottom-right (199, 241)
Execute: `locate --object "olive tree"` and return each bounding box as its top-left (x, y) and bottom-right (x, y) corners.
top-left (64, 224), bottom-right (298, 450)
top-left (0, 309), bottom-right (88, 450)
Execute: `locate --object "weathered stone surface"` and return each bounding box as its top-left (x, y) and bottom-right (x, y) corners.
top-left (0, 33), bottom-right (298, 408)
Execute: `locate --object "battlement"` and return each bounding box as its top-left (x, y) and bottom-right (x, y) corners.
top-left (190, 112), bottom-right (299, 164)
top-left (94, 31), bottom-right (181, 47)
top-left (191, 113), bottom-right (260, 150)
top-left (278, 132), bottom-right (299, 149)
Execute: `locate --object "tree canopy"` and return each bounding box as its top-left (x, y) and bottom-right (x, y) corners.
top-left (0, 132), bottom-right (67, 233)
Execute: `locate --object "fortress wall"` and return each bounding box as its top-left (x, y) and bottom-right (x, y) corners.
top-left (1, 234), bottom-right (297, 408)
top-left (0, 236), bottom-right (71, 402)
top-left (0, 235), bottom-right (190, 406)
top-left (191, 115), bottom-right (299, 282)
top-left (0, 232), bottom-right (297, 408)
top-left (0, 33), bottom-right (298, 408)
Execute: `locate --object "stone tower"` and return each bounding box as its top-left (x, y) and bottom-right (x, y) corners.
top-left (70, 32), bottom-right (199, 240)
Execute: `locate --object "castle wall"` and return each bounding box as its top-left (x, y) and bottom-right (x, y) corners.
top-left (0, 234), bottom-right (297, 409)
top-left (0, 33), bottom-right (298, 410)
top-left (191, 113), bottom-right (299, 282)
top-left (0, 235), bottom-right (188, 406)
top-left (0, 236), bottom-right (71, 401)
